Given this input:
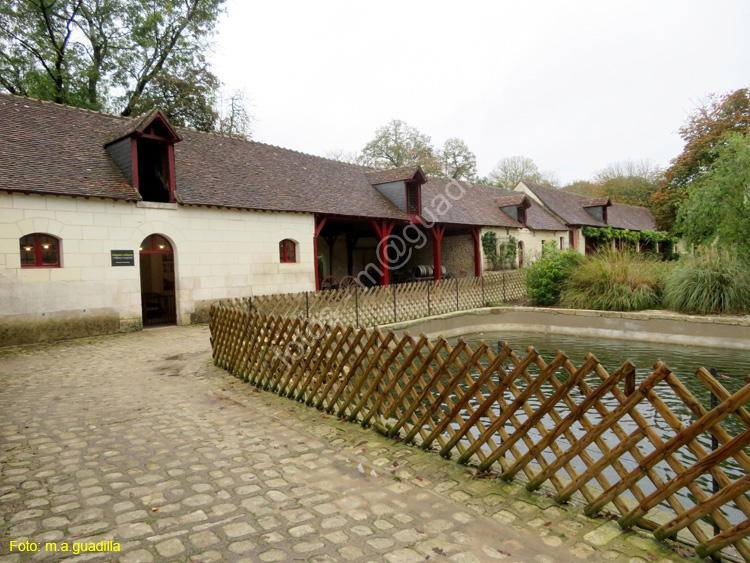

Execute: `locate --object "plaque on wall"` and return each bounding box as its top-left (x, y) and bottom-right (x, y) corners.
top-left (111, 250), bottom-right (135, 267)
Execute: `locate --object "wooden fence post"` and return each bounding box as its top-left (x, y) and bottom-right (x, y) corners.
top-left (427, 282), bottom-right (431, 317)
top-left (393, 284), bottom-right (397, 323)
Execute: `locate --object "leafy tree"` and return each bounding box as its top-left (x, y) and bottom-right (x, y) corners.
top-left (0, 0), bottom-right (228, 131)
top-left (595, 159), bottom-right (663, 210)
top-left (127, 64), bottom-right (219, 131)
top-left (560, 180), bottom-right (605, 198)
top-left (359, 119), bottom-right (440, 174)
top-left (439, 137), bottom-right (477, 180)
top-left (488, 156), bottom-right (550, 189)
top-left (653, 88), bottom-right (749, 231)
top-left (675, 133), bottom-right (750, 252)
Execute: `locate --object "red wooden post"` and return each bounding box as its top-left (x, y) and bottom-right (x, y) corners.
top-left (313, 216), bottom-right (328, 291)
top-left (167, 144), bottom-right (176, 203)
top-left (130, 137), bottom-right (140, 193)
top-left (471, 227), bottom-right (482, 277)
top-left (430, 225), bottom-right (445, 281)
top-left (371, 219), bottom-right (395, 286)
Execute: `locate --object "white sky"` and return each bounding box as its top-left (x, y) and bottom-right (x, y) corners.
top-left (212, 0), bottom-right (750, 185)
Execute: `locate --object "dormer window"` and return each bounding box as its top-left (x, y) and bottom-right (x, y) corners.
top-left (582, 197), bottom-right (612, 224)
top-left (406, 181), bottom-right (421, 216)
top-left (105, 110), bottom-right (181, 204)
top-left (517, 206), bottom-right (527, 227)
top-left (497, 193), bottom-right (530, 228)
top-left (365, 165), bottom-right (427, 220)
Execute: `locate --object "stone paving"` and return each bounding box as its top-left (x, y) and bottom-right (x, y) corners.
top-left (0, 325), bottom-right (701, 562)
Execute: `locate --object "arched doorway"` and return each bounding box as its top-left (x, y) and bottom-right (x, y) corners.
top-left (517, 241), bottom-right (524, 268)
top-left (139, 234), bottom-right (176, 325)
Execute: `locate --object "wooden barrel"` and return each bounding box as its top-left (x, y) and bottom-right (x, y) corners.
top-left (414, 265), bottom-right (433, 278)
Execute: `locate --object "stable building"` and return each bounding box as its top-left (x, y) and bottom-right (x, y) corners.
top-left (0, 94), bottom-right (657, 345)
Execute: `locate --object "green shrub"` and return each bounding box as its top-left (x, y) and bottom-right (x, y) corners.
top-left (663, 247), bottom-right (750, 315)
top-left (560, 249), bottom-right (664, 311)
top-left (524, 243), bottom-right (584, 306)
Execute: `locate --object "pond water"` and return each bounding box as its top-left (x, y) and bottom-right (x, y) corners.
top-left (450, 330), bottom-right (750, 524)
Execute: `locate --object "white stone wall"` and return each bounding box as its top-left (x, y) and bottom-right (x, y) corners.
top-left (0, 193), bottom-right (315, 341)
top-left (480, 227), bottom-right (570, 269)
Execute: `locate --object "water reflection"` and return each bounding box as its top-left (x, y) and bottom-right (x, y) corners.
top-left (451, 330), bottom-right (750, 524)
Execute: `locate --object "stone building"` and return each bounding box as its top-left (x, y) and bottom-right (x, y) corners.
top-left (0, 94), bottom-right (657, 345)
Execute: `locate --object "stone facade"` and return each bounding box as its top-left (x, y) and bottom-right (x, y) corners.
top-left (0, 193), bottom-right (315, 345)
top-left (480, 226), bottom-right (570, 270)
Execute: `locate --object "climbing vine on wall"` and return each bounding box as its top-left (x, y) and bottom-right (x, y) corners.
top-left (481, 232), bottom-right (518, 269)
top-left (582, 227), bottom-right (679, 257)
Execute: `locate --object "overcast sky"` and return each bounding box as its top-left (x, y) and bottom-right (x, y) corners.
top-left (212, 1), bottom-right (750, 185)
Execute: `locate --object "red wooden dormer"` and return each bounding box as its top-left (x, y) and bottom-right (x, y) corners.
top-left (365, 165), bottom-right (427, 220)
top-left (105, 110), bottom-right (181, 203)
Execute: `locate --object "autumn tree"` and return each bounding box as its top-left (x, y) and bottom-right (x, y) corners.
top-left (675, 133), bottom-right (750, 252)
top-left (359, 119), bottom-right (440, 174)
top-left (0, 0), bottom-right (230, 133)
top-left (439, 137), bottom-right (477, 180)
top-left (653, 88), bottom-right (750, 231)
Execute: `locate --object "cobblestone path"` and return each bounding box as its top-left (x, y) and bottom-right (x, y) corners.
top-left (0, 325), bottom-right (697, 562)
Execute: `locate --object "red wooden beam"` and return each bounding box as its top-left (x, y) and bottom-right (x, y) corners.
top-left (430, 225), bottom-right (445, 281)
top-left (471, 227), bottom-right (482, 277)
top-left (167, 144), bottom-right (176, 203)
top-left (130, 137), bottom-right (140, 193)
top-left (370, 219), bottom-right (394, 286)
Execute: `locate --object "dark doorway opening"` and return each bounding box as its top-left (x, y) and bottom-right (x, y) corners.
top-left (139, 234), bottom-right (176, 325)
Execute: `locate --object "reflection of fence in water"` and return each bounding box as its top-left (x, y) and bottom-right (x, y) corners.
top-left (210, 305), bottom-right (750, 562)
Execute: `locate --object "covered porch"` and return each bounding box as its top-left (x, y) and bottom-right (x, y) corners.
top-left (313, 214), bottom-right (482, 290)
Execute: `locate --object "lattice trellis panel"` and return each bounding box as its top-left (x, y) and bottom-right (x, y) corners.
top-left (209, 305), bottom-right (750, 561)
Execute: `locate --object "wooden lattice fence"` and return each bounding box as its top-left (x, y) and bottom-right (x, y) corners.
top-left (221, 270), bottom-right (526, 329)
top-left (210, 305), bottom-right (750, 561)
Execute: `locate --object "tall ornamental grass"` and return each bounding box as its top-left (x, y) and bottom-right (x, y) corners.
top-left (663, 248), bottom-right (750, 315)
top-left (560, 249), bottom-right (664, 311)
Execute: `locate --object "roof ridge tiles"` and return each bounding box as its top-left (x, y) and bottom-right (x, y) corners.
top-left (0, 92), bottom-right (132, 121)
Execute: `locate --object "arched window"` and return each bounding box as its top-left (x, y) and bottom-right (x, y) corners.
top-left (279, 239), bottom-right (297, 263)
top-left (20, 233), bottom-right (60, 268)
top-left (139, 234), bottom-right (173, 254)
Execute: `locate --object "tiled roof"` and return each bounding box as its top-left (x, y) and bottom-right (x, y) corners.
top-left (0, 93), bottom-right (406, 219)
top-left (491, 187), bottom-right (568, 231)
top-left (0, 93), bottom-right (646, 233)
top-left (608, 202), bottom-right (657, 231)
top-left (419, 178), bottom-right (522, 228)
top-left (520, 182), bottom-right (607, 227)
top-left (495, 193), bottom-right (529, 208)
top-left (105, 108), bottom-right (182, 145)
top-left (581, 197), bottom-right (611, 208)
top-left (173, 129), bottom-right (406, 219)
top-left (365, 166), bottom-right (424, 185)
top-left (0, 95), bottom-right (140, 201)
top-left (520, 181), bottom-right (657, 231)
